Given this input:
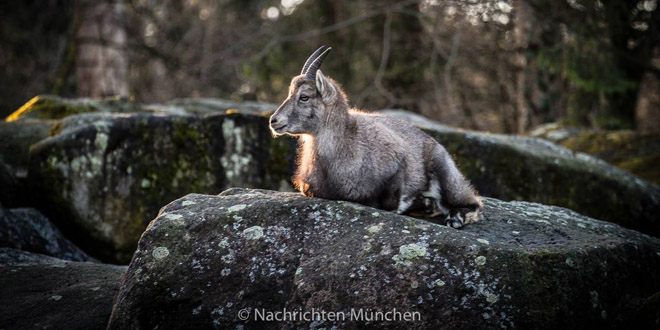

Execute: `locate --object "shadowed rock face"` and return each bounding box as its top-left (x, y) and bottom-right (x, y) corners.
top-left (0, 249), bottom-right (127, 330)
top-left (108, 189), bottom-right (660, 330)
top-left (381, 110), bottom-right (660, 238)
top-left (0, 119), bottom-right (56, 207)
top-left (28, 113), bottom-right (296, 263)
top-left (0, 206), bottom-right (91, 262)
top-left (5, 97), bottom-right (659, 266)
top-left (0, 247), bottom-right (69, 265)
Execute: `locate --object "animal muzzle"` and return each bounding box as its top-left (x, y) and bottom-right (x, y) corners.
top-left (269, 114), bottom-right (288, 135)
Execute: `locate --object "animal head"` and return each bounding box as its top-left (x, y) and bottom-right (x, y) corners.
top-left (269, 46), bottom-right (346, 136)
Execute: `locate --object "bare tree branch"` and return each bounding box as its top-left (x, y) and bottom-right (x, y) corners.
top-left (443, 25), bottom-right (462, 120)
top-left (249, 0), bottom-right (422, 63)
top-left (373, 12), bottom-right (397, 106)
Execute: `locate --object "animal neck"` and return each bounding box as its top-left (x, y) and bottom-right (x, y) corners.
top-left (313, 101), bottom-right (355, 158)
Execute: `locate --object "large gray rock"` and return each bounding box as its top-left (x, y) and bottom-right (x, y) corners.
top-left (0, 161), bottom-right (22, 207)
top-left (10, 96), bottom-right (660, 268)
top-left (29, 113), bottom-right (296, 263)
top-left (0, 247), bottom-right (68, 266)
top-left (0, 119), bottom-right (55, 171)
top-left (5, 95), bottom-right (143, 121)
top-left (0, 206), bottom-right (91, 261)
top-left (108, 189), bottom-right (660, 330)
top-left (165, 98), bottom-right (277, 115)
top-left (382, 110), bottom-right (660, 237)
top-left (5, 94), bottom-right (276, 121)
top-left (0, 249), bottom-right (127, 330)
top-left (0, 119), bottom-right (56, 207)
top-left (530, 123), bottom-right (660, 185)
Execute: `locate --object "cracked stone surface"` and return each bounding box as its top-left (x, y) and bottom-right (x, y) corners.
top-left (108, 188), bottom-right (660, 330)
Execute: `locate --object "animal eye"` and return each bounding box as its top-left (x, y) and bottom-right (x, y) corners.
top-left (300, 95), bottom-right (309, 102)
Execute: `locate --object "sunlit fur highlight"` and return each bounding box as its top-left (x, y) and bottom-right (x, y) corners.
top-left (270, 66), bottom-right (483, 227)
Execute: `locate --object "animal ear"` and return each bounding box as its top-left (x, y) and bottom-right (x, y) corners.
top-left (315, 70), bottom-right (337, 102)
top-left (315, 70), bottom-right (327, 94)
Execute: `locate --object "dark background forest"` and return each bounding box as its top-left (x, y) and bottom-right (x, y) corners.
top-left (2, 2), bottom-right (660, 328)
top-left (1, 0), bottom-right (659, 133)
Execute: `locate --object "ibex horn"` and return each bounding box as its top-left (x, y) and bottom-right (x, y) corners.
top-left (301, 46), bottom-right (326, 75)
top-left (305, 47), bottom-right (332, 80)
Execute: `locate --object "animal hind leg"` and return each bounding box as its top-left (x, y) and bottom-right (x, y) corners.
top-left (431, 146), bottom-right (483, 228)
top-left (420, 176), bottom-right (448, 217)
top-left (394, 175), bottom-right (426, 215)
top-left (387, 163), bottom-right (422, 215)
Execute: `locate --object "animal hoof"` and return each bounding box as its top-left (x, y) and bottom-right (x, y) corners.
top-left (447, 216), bottom-right (463, 229)
top-left (446, 217), bottom-right (464, 229)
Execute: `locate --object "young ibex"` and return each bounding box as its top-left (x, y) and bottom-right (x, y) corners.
top-left (269, 46), bottom-right (483, 228)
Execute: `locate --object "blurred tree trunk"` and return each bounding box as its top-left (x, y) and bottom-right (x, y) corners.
top-left (603, 1), bottom-right (658, 130)
top-left (601, 1), bottom-right (637, 129)
top-left (75, 0), bottom-right (128, 98)
top-left (514, 0), bottom-right (532, 133)
top-left (636, 67), bottom-right (660, 132)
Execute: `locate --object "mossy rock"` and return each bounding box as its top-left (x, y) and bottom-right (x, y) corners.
top-left (563, 131), bottom-right (660, 186)
top-left (5, 95), bottom-right (277, 122)
top-left (107, 189), bottom-right (660, 330)
top-left (5, 95), bottom-right (144, 121)
top-left (531, 124), bottom-right (660, 185)
top-left (28, 113), bottom-right (296, 263)
top-left (165, 98), bottom-right (277, 115)
top-left (383, 110), bottom-right (660, 238)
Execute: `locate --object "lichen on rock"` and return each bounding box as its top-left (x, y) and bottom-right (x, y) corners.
top-left (383, 110), bottom-right (660, 237)
top-left (27, 112), bottom-right (296, 263)
top-left (392, 243), bottom-right (427, 267)
top-left (108, 189), bottom-right (660, 330)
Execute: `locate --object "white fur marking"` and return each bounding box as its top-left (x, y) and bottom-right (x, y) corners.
top-left (396, 197), bottom-right (414, 214)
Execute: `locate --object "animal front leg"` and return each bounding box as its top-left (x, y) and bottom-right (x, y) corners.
top-left (420, 178), bottom-right (448, 217)
top-left (395, 195), bottom-right (415, 214)
top-left (413, 196), bottom-right (448, 217)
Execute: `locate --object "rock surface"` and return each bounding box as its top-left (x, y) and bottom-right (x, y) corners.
top-left (5, 94), bottom-right (277, 121)
top-left (29, 112), bottom-right (296, 263)
top-left (382, 110), bottom-right (660, 237)
top-left (165, 98), bottom-right (276, 115)
top-left (108, 189), bottom-right (660, 330)
top-left (5, 97), bottom-right (659, 266)
top-left (0, 249), bottom-right (127, 330)
top-left (0, 206), bottom-right (91, 261)
top-left (5, 95), bottom-right (143, 121)
top-left (0, 119), bottom-right (56, 207)
top-left (0, 247), bottom-right (68, 266)
top-left (530, 123), bottom-right (660, 185)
